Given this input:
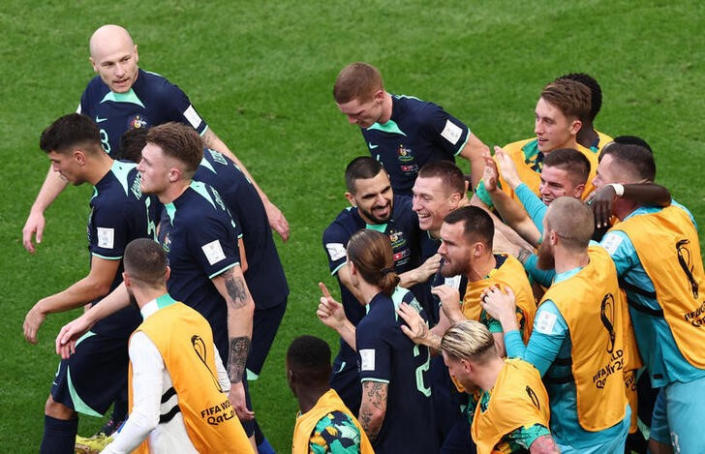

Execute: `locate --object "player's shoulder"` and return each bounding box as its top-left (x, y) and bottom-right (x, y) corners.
top-left (392, 194), bottom-right (413, 214)
top-left (393, 94), bottom-right (445, 121)
top-left (503, 137), bottom-right (536, 155)
top-left (326, 207), bottom-right (362, 234)
top-left (134, 68), bottom-right (185, 99)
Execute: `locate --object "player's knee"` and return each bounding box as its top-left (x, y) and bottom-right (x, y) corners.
top-left (44, 395), bottom-right (75, 420)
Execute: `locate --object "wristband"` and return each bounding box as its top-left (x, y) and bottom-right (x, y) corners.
top-left (610, 183), bottom-right (625, 197)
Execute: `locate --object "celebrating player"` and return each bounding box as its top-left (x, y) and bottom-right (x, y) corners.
top-left (101, 238), bottom-right (253, 453)
top-left (333, 62), bottom-right (487, 194)
top-left (22, 24), bottom-right (288, 255)
top-left (317, 229), bottom-right (437, 452)
top-left (22, 113), bottom-right (157, 453)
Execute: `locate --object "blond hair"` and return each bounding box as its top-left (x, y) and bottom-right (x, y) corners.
top-left (441, 320), bottom-right (497, 364)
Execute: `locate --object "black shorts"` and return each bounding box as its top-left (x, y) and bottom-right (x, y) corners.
top-left (50, 331), bottom-right (129, 416)
top-left (246, 299), bottom-right (287, 378)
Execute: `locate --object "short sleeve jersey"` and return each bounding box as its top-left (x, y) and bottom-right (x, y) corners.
top-left (356, 288), bottom-right (436, 453)
top-left (322, 195), bottom-right (421, 326)
top-left (308, 411), bottom-right (362, 454)
top-left (78, 69), bottom-right (208, 156)
top-left (157, 181), bottom-right (240, 359)
top-left (88, 160), bottom-right (159, 338)
top-left (361, 95), bottom-right (470, 195)
top-left (194, 148), bottom-right (288, 308)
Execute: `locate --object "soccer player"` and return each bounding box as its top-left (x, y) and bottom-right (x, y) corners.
top-left (593, 143), bottom-right (705, 453)
top-left (322, 156), bottom-right (436, 412)
top-left (482, 197), bottom-right (631, 453)
top-left (317, 229), bottom-right (436, 452)
top-left (55, 122), bottom-right (260, 450)
top-left (118, 128), bottom-right (289, 383)
top-left (22, 24), bottom-right (289, 255)
top-left (440, 320), bottom-right (559, 454)
top-left (333, 62), bottom-right (487, 194)
top-left (21, 113), bottom-right (157, 454)
top-left (473, 78), bottom-right (599, 208)
top-left (288, 335), bottom-right (373, 454)
top-left (101, 238), bottom-right (253, 453)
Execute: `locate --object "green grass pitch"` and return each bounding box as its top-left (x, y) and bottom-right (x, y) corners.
top-left (1, 1), bottom-right (703, 451)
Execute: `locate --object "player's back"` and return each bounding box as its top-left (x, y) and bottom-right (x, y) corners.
top-left (194, 148), bottom-right (288, 308)
top-left (356, 288), bottom-right (437, 453)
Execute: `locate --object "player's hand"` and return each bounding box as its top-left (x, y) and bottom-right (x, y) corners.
top-left (586, 185), bottom-right (617, 229)
top-left (23, 302), bottom-right (47, 344)
top-left (316, 282), bottom-right (347, 330)
top-left (264, 200), bottom-right (290, 242)
top-left (228, 382), bottom-right (254, 421)
top-left (482, 155), bottom-right (500, 193)
top-left (55, 314), bottom-right (94, 358)
top-left (22, 210), bottom-right (46, 254)
top-left (480, 285), bottom-right (518, 330)
top-left (397, 302), bottom-right (430, 345)
top-left (494, 147), bottom-right (522, 190)
top-left (417, 254), bottom-right (442, 281)
top-left (433, 285), bottom-right (463, 324)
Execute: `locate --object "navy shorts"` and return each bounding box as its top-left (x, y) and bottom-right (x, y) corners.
top-left (246, 298), bottom-right (287, 379)
top-left (50, 331), bottom-right (129, 417)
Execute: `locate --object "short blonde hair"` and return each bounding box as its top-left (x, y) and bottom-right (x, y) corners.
top-left (441, 320), bottom-right (496, 364)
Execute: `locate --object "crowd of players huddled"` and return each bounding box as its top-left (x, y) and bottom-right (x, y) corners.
top-left (21, 24), bottom-right (704, 454)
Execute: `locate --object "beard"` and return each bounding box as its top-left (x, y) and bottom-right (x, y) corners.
top-left (537, 240), bottom-right (555, 270)
top-left (440, 257), bottom-right (470, 278)
top-left (358, 202), bottom-right (392, 225)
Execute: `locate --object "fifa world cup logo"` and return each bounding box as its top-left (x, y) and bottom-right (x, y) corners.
top-left (526, 386), bottom-right (540, 410)
top-left (676, 239), bottom-right (699, 299)
top-left (600, 293), bottom-right (616, 354)
top-left (192, 335), bottom-right (224, 392)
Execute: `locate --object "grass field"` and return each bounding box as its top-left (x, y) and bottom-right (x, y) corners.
top-left (1, 0), bottom-right (703, 451)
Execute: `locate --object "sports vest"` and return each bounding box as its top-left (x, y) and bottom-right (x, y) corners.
top-left (462, 255), bottom-right (536, 343)
top-left (128, 301), bottom-right (252, 454)
top-left (611, 205), bottom-right (705, 368)
top-left (471, 359), bottom-right (551, 454)
top-left (496, 138), bottom-right (598, 202)
top-left (292, 389), bottom-right (374, 454)
top-left (541, 246), bottom-right (627, 431)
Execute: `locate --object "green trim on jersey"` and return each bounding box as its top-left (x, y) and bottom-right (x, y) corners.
top-left (200, 156), bottom-right (217, 174)
top-left (164, 203), bottom-right (177, 224)
top-left (111, 160), bottom-right (136, 196)
top-left (91, 252), bottom-right (122, 260)
top-left (208, 261), bottom-right (238, 280)
top-left (100, 88), bottom-right (145, 108)
top-left (367, 119), bottom-right (407, 136)
top-left (189, 181), bottom-right (216, 209)
top-left (155, 293), bottom-right (178, 309)
top-left (365, 223), bottom-right (387, 233)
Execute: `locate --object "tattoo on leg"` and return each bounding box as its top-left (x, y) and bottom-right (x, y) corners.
top-left (227, 336), bottom-right (250, 384)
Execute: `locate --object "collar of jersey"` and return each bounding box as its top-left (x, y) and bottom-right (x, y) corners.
top-left (100, 88), bottom-right (145, 108)
top-left (141, 293), bottom-right (178, 319)
top-left (366, 119), bottom-right (406, 136)
top-left (365, 223), bottom-right (387, 232)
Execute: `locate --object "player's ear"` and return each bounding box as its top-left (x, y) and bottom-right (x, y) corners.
top-left (133, 44), bottom-right (139, 64)
top-left (164, 266), bottom-right (171, 283)
top-left (569, 119), bottom-right (582, 136)
top-left (73, 149), bottom-right (87, 165)
top-left (89, 56), bottom-right (98, 73)
top-left (344, 191), bottom-right (356, 207)
top-left (573, 183), bottom-right (586, 199)
top-left (373, 89), bottom-right (385, 103)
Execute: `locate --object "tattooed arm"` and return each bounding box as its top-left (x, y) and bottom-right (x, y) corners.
top-left (211, 265), bottom-right (255, 420)
top-left (358, 381), bottom-right (388, 443)
top-left (529, 434), bottom-right (560, 453)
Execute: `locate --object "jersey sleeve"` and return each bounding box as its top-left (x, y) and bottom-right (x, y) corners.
top-left (186, 213), bottom-right (241, 279)
top-left (323, 223), bottom-right (350, 275)
top-left (356, 321), bottom-right (392, 383)
top-left (308, 411), bottom-right (362, 454)
top-left (515, 183), bottom-right (548, 232)
top-left (600, 231), bottom-right (640, 276)
top-left (421, 103), bottom-right (470, 157)
top-left (89, 202), bottom-right (132, 260)
top-left (156, 80), bottom-right (209, 135)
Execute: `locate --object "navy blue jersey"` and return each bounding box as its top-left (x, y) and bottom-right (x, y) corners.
top-left (78, 68), bottom-right (208, 155)
top-left (89, 161), bottom-right (159, 338)
top-left (157, 181), bottom-right (240, 359)
top-left (361, 94), bottom-right (470, 195)
top-left (356, 289), bottom-right (437, 453)
top-left (194, 149), bottom-right (288, 309)
top-left (323, 195), bottom-right (421, 326)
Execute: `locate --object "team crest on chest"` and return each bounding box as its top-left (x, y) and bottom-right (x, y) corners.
top-left (127, 114), bottom-right (149, 130)
top-left (397, 144), bottom-right (414, 162)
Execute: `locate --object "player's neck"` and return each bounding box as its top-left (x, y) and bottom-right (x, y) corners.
top-left (297, 385), bottom-right (331, 414)
top-left (576, 124), bottom-right (598, 149)
top-left (613, 198), bottom-right (640, 221)
top-left (87, 155), bottom-right (115, 186)
top-left (477, 357), bottom-right (505, 392)
top-left (467, 253), bottom-right (495, 282)
top-left (358, 280), bottom-right (384, 305)
top-left (378, 92), bottom-right (393, 124)
top-left (132, 286), bottom-right (168, 310)
top-left (158, 179), bottom-right (191, 204)
top-left (553, 246), bottom-right (589, 274)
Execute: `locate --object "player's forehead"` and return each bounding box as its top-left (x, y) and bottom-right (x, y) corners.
top-left (535, 97), bottom-right (567, 122)
top-left (91, 38), bottom-right (135, 65)
top-left (337, 96), bottom-right (374, 114)
top-left (413, 176), bottom-right (445, 198)
top-left (541, 165), bottom-right (570, 183)
top-left (440, 221), bottom-right (463, 243)
top-left (354, 171), bottom-right (390, 197)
